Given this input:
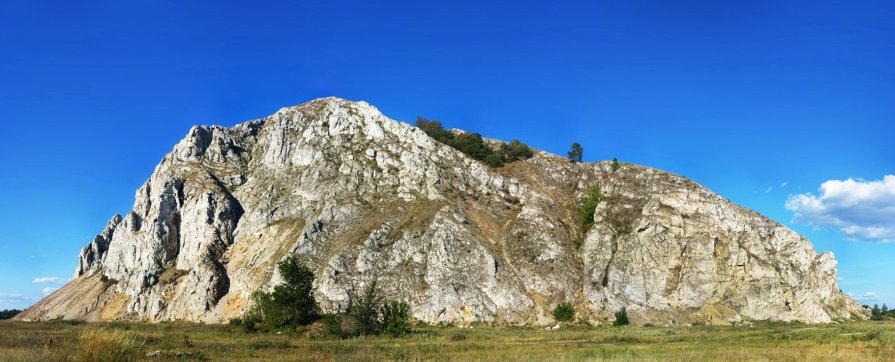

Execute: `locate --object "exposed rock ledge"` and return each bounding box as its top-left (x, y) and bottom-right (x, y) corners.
top-left (17, 97), bottom-right (865, 325)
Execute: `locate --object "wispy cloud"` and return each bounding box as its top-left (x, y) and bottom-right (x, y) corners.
top-left (780, 182), bottom-right (788, 188)
top-left (849, 291), bottom-right (883, 303)
top-left (786, 175), bottom-right (895, 242)
top-left (765, 186), bottom-right (773, 193)
top-left (0, 293), bottom-right (32, 303)
top-left (32, 277), bottom-right (64, 285)
top-left (42, 287), bottom-right (59, 295)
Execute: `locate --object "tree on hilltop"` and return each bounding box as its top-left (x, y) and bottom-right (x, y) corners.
top-left (568, 142), bottom-right (583, 162)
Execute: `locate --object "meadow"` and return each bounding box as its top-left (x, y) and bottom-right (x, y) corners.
top-left (2, 319), bottom-right (894, 361)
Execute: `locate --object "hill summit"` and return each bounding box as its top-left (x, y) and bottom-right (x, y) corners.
top-left (18, 98), bottom-right (864, 325)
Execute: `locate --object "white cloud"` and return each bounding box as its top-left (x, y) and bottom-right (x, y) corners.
top-left (781, 182), bottom-right (788, 188)
top-left (765, 186), bottom-right (773, 193)
top-left (0, 293), bottom-right (33, 309)
top-left (0, 293), bottom-right (32, 302)
top-left (849, 291), bottom-right (882, 302)
top-left (785, 175), bottom-right (895, 242)
top-left (32, 277), bottom-right (64, 284)
top-left (42, 287), bottom-right (59, 295)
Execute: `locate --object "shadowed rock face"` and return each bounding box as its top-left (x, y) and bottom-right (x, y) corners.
top-left (17, 98), bottom-right (865, 325)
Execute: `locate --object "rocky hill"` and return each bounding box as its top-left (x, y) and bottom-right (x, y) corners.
top-left (17, 97), bottom-right (865, 325)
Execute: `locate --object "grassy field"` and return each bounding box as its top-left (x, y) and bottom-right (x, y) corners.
top-left (2, 319), bottom-right (895, 361)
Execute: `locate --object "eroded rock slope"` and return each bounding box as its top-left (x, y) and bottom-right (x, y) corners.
top-left (17, 98), bottom-right (864, 325)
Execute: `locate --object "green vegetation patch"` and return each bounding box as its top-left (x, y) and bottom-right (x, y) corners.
top-left (579, 186), bottom-right (603, 234)
top-left (552, 302), bottom-right (575, 322)
top-left (416, 117), bottom-right (533, 167)
top-left (241, 255), bottom-right (412, 339)
top-left (613, 307), bottom-right (630, 326)
top-left (245, 255), bottom-right (319, 330)
top-left (0, 309), bottom-right (21, 320)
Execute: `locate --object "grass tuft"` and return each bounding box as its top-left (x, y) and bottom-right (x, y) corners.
top-left (79, 328), bottom-right (143, 362)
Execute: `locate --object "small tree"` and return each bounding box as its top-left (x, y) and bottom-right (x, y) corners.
top-left (381, 301), bottom-right (411, 337)
top-left (611, 157), bottom-right (621, 171)
top-left (247, 254), bottom-right (319, 329)
top-left (613, 307), bottom-right (629, 326)
top-left (883, 304), bottom-right (889, 314)
top-left (552, 302), bottom-right (575, 322)
top-left (871, 304), bottom-right (883, 321)
top-left (242, 307), bottom-right (261, 332)
top-left (337, 281), bottom-right (413, 337)
top-left (348, 282), bottom-right (385, 336)
top-left (568, 142), bottom-right (583, 162)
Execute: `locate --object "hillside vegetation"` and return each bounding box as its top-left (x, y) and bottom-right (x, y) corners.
top-left (0, 310), bottom-right (21, 320)
top-left (415, 117), bottom-right (534, 167)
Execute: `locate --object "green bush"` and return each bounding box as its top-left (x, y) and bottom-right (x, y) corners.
top-left (348, 282), bottom-right (385, 336)
top-left (613, 307), bottom-right (630, 326)
top-left (612, 157), bottom-right (621, 171)
top-left (228, 317), bottom-right (242, 327)
top-left (242, 308), bottom-right (261, 332)
top-left (381, 301), bottom-right (411, 336)
top-left (246, 254), bottom-right (319, 330)
top-left (416, 117), bottom-right (533, 167)
top-left (416, 117), bottom-right (454, 141)
top-left (450, 132), bottom-right (492, 161)
top-left (579, 186), bottom-right (603, 232)
top-left (327, 282), bottom-right (413, 338)
top-left (552, 302), bottom-right (575, 322)
top-left (500, 140), bottom-right (535, 162)
top-left (321, 313), bottom-right (344, 337)
top-left (871, 304), bottom-right (884, 321)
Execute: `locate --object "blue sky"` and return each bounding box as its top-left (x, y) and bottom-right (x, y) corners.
top-left (1, 0), bottom-right (893, 310)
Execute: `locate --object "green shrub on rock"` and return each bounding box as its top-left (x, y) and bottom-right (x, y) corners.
top-left (613, 307), bottom-right (630, 326)
top-left (579, 186), bottom-right (603, 232)
top-left (416, 117), bottom-right (533, 168)
top-left (552, 302), bottom-right (575, 322)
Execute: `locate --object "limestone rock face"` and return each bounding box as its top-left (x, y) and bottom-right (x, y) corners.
top-left (17, 97), bottom-right (864, 325)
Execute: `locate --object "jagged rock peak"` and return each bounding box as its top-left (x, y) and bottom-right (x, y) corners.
top-left (18, 97), bottom-right (866, 325)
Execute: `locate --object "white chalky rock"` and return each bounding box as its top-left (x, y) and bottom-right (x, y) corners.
top-left (17, 98), bottom-right (865, 325)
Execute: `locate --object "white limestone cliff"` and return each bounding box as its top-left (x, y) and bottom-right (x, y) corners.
top-left (17, 97), bottom-right (865, 325)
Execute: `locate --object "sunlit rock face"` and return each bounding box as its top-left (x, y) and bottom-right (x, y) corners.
top-left (17, 98), bottom-right (865, 325)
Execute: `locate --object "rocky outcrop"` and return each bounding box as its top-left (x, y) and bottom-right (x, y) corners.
top-left (17, 97), bottom-right (865, 325)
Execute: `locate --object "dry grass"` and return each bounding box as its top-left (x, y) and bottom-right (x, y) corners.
top-left (1, 319), bottom-right (895, 361)
top-left (79, 329), bottom-right (143, 362)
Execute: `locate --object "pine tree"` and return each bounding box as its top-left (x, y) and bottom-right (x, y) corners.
top-left (567, 142), bottom-right (583, 162)
top-left (248, 254), bottom-right (319, 328)
top-left (613, 307), bottom-right (629, 326)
